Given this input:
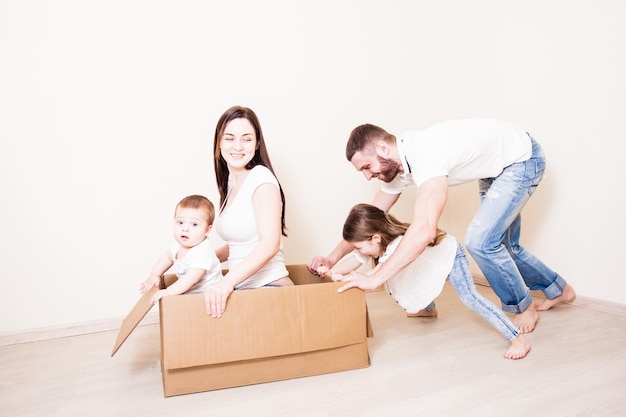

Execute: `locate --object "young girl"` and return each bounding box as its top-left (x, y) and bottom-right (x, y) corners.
top-left (323, 203), bottom-right (530, 360)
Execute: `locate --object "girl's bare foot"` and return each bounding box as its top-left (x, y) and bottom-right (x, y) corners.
top-left (513, 304), bottom-right (539, 333)
top-left (406, 307), bottom-right (438, 318)
top-left (536, 284), bottom-right (576, 311)
top-left (504, 334), bottom-right (531, 359)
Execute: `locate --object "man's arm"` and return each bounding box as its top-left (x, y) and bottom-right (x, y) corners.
top-left (338, 176), bottom-right (448, 292)
top-left (371, 189), bottom-right (401, 212)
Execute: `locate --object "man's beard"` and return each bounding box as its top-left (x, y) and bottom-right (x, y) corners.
top-left (377, 155), bottom-right (401, 182)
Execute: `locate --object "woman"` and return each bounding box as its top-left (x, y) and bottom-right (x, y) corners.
top-left (204, 106), bottom-right (293, 318)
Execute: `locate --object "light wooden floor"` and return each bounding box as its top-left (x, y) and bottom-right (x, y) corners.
top-left (2, 282), bottom-right (625, 417)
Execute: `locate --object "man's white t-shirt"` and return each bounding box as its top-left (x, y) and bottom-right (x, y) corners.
top-left (382, 119), bottom-right (532, 193)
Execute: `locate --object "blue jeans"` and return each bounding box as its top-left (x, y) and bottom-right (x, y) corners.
top-left (449, 243), bottom-right (519, 340)
top-left (464, 136), bottom-right (567, 314)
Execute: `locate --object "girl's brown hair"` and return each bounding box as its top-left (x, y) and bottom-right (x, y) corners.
top-left (342, 203), bottom-right (446, 264)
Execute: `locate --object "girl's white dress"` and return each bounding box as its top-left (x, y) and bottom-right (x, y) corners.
top-left (354, 235), bottom-right (457, 313)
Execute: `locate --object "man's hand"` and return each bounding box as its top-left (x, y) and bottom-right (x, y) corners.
top-left (337, 271), bottom-right (381, 293)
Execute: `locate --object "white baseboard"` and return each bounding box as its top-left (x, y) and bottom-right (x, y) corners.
top-left (2, 277), bottom-right (625, 347)
top-left (0, 311), bottom-right (160, 348)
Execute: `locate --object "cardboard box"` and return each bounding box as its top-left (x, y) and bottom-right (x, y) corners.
top-left (112, 265), bottom-right (372, 397)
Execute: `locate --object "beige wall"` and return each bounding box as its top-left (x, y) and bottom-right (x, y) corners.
top-left (1, 0), bottom-right (624, 334)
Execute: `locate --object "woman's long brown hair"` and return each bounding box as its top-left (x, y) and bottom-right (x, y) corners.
top-left (213, 106), bottom-right (287, 236)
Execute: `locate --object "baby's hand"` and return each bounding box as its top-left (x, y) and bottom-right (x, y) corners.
top-left (150, 289), bottom-right (168, 305)
top-left (139, 275), bottom-right (160, 294)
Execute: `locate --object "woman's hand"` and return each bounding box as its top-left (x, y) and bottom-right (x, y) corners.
top-left (204, 280), bottom-right (235, 318)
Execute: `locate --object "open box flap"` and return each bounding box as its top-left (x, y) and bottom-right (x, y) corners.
top-left (112, 265), bottom-right (373, 360)
top-left (111, 286), bottom-right (158, 356)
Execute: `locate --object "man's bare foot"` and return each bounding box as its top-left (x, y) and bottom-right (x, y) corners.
top-left (513, 304), bottom-right (539, 333)
top-left (536, 284), bottom-right (577, 311)
top-left (407, 308), bottom-right (438, 318)
top-left (504, 334), bottom-right (531, 360)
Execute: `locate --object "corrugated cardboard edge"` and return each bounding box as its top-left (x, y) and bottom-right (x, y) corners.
top-left (111, 283), bottom-right (160, 357)
top-left (162, 342), bottom-right (370, 396)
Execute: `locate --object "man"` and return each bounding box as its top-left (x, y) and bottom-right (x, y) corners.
top-left (308, 119), bottom-right (575, 333)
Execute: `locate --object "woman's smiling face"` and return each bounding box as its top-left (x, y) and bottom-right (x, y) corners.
top-left (220, 117), bottom-right (257, 171)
